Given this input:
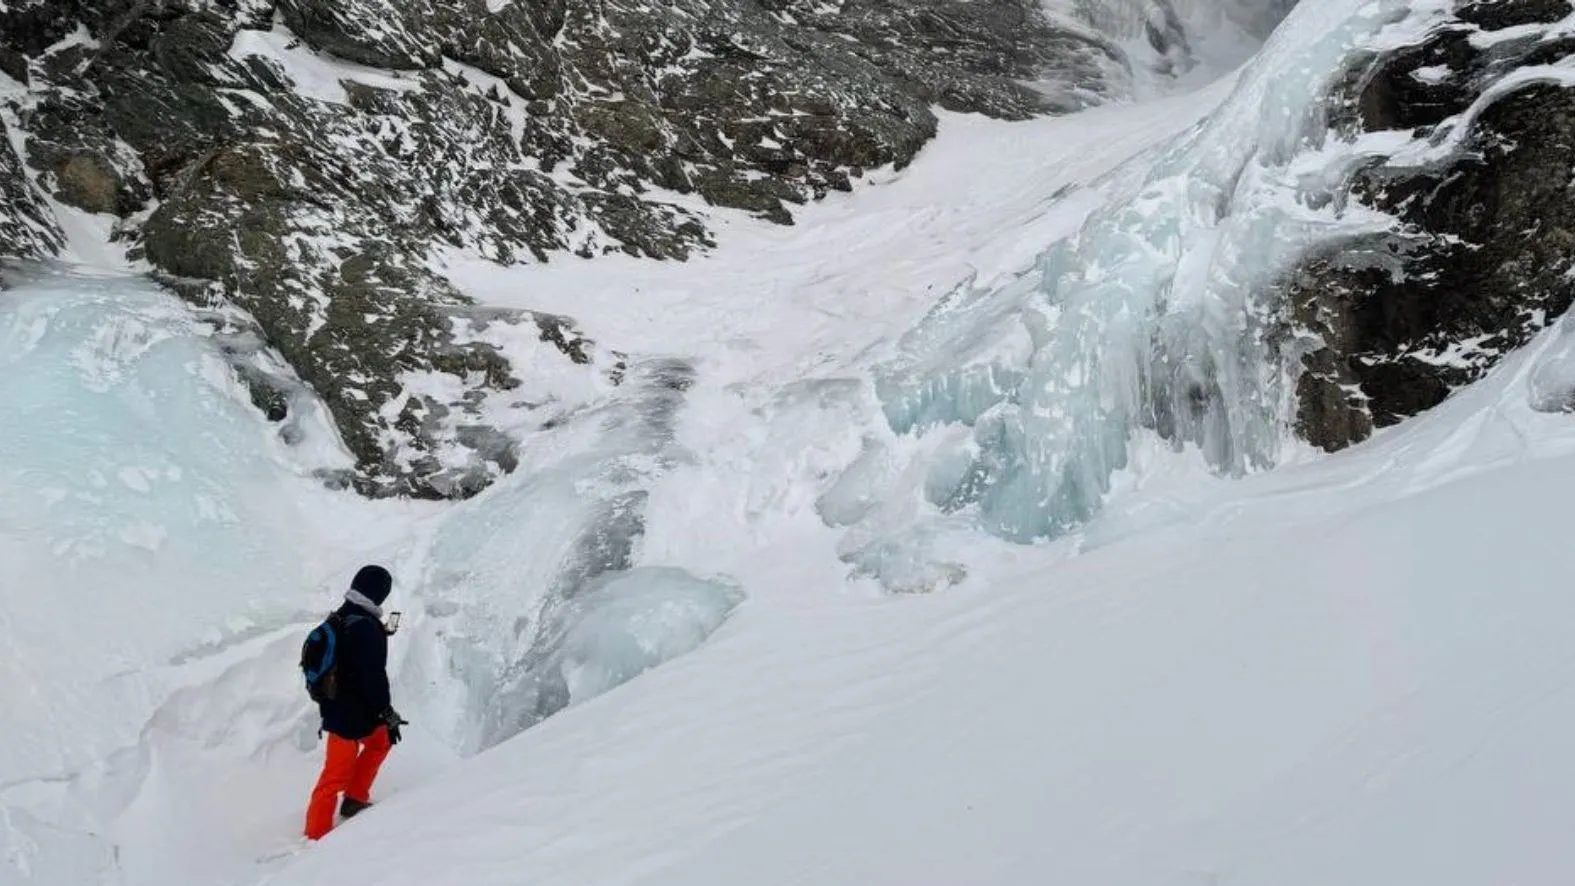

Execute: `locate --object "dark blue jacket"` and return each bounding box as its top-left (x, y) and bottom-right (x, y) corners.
top-left (319, 604), bottom-right (390, 740)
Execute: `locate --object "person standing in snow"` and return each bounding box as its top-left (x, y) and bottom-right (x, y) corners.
top-left (304, 564), bottom-right (408, 841)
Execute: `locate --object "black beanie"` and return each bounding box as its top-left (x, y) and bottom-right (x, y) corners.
top-left (351, 564), bottom-right (393, 605)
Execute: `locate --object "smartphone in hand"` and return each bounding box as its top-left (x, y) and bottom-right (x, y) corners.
top-left (385, 611), bottom-right (402, 635)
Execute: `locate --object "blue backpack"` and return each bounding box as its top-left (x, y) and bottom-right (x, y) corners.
top-left (300, 614), bottom-right (348, 703)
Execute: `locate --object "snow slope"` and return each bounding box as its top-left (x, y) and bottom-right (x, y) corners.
top-left (279, 363), bottom-right (1575, 885)
top-left (276, 0), bottom-right (1575, 878)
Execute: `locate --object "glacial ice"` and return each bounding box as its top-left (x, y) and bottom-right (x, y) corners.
top-left (0, 271), bottom-right (749, 884)
top-left (864, 0), bottom-right (1395, 554)
top-left (395, 357), bottom-right (748, 751)
top-left (531, 567), bottom-right (744, 708)
top-left (0, 267), bottom-right (353, 885)
top-left (0, 269), bottom-right (330, 775)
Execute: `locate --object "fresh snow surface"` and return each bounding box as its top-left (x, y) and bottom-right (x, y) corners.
top-left (279, 335), bottom-right (1575, 886)
top-left (8, 2), bottom-right (1575, 883)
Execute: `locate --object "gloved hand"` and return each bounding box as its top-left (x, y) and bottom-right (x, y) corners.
top-left (381, 707), bottom-right (409, 745)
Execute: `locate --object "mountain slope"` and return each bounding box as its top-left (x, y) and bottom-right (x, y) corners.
top-left (7, 0), bottom-right (1575, 883)
top-left (0, 79), bottom-right (1217, 886)
top-left (0, 0), bottom-right (1299, 500)
top-left (0, 0), bottom-right (1154, 498)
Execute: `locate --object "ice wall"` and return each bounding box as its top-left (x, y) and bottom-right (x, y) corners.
top-left (0, 267), bottom-right (349, 884)
top-left (0, 264), bottom-right (758, 886)
top-left (0, 270), bottom-right (750, 882)
top-left (524, 567), bottom-right (744, 709)
top-left (858, 0), bottom-right (1398, 566)
top-left (395, 358), bottom-right (745, 753)
top-left (1530, 311), bottom-right (1575, 415)
top-left (0, 269), bottom-right (333, 774)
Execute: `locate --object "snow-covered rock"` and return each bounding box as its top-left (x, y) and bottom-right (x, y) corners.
top-left (1291, 0), bottom-right (1575, 447)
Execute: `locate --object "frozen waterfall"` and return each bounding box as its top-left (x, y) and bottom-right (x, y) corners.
top-left (391, 357), bottom-right (745, 753)
top-left (864, 0), bottom-right (1398, 554)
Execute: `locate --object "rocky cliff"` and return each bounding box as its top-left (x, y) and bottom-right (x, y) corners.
top-left (1292, 0), bottom-right (1575, 448)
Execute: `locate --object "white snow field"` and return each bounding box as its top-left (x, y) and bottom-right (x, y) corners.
top-left (7, 0), bottom-right (1575, 883)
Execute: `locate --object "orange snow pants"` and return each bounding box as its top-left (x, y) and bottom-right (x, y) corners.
top-left (304, 725), bottom-right (391, 840)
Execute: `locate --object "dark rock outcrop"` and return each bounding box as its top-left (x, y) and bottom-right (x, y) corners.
top-left (0, 118), bottom-right (61, 261)
top-left (1290, 0), bottom-right (1575, 450)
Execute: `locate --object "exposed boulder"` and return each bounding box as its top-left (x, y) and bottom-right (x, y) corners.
top-left (29, 144), bottom-right (146, 215)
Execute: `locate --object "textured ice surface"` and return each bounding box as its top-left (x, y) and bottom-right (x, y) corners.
top-left (395, 358), bottom-right (747, 751)
top-left (0, 272), bottom-right (745, 883)
top-left (866, 0), bottom-right (1393, 558)
top-left (532, 567), bottom-right (744, 708)
top-left (0, 267), bottom-right (352, 885)
top-left (1529, 312), bottom-right (1575, 414)
top-left (0, 269), bottom-right (322, 776)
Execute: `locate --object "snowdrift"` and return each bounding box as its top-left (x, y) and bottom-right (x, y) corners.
top-left (0, 267), bottom-right (362, 882)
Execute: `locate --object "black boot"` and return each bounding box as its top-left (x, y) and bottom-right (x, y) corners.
top-left (340, 797), bottom-right (372, 819)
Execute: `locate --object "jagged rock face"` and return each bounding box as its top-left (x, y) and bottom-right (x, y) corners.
top-left (0, 118), bottom-right (61, 261)
top-left (0, 0), bottom-right (64, 263)
top-left (1291, 0), bottom-right (1575, 450)
top-left (0, 0), bottom-right (1123, 497)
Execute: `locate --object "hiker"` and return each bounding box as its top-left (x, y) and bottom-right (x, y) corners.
top-left (302, 564), bottom-right (408, 841)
